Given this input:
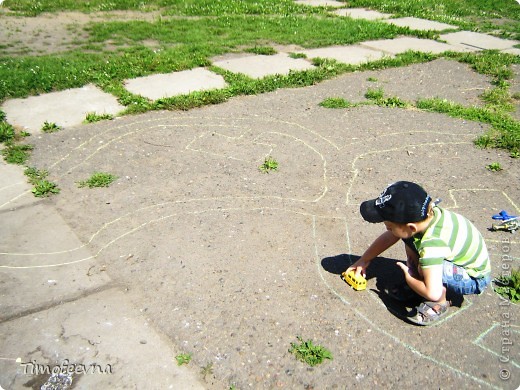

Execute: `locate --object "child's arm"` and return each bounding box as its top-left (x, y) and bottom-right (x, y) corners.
top-left (397, 262), bottom-right (444, 301)
top-left (346, 231), bottom-right (400, 277)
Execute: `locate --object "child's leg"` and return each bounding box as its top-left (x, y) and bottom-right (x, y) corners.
top-left (442, 261), bottom-right (490, 295)
top-left (404, 242), bottom-right (447, 303)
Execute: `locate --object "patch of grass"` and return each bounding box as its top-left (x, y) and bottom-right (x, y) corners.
top-left (41, 121), bottom-right (62, 133)
top-left (319, 97), bottom-right (354, 109)
top-left (494, 268), bottom-right (520, 303)
top-left (1, 144), bottom-right (33, 164)
top-left (78, 172), bottom-right (118, 188)
top-left (365, 87), bottom-right (384, 101)
top-left (24, 166), bottom-right (49, 183)
top-left (486, 162), bottom-right (503, 172)
top-left (347, 0), bottom-right (520, 39)
top-left (245, 46), bottom-right (277, 55)
top-left (365, 87), bottom-right (408, 107)
top-left (289, 52), bottom-right (307, 59)
top-left (84, 112), bottom-right (114, 123)
top-left (175, 353), bottom-right (192, 366)
top-left (0, 122), bottom-right (15, 143)
top-left (289, 336), bottom-right (333, 367)
top-left (32, 179), bottom-right (60, 197)
top-left (259, 156), bottom-right (278, 173)
top-left (416, 98), bottom-right (520, 153)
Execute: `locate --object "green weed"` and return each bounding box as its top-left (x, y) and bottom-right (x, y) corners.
top-left (24, 166), bottom-right (49, 183)
top-left (41, 121), bottom-right (62, 133)
top-left (365, 87), bottom-right (408, 107)
top-left (245, 46), bottom-right (277, 55)
top-left (494, 268), bottom-right (520, 303)
top-left (200, 363), bottom-right (213, 381)
top-left (78, 172), bottom-right (118, 188)
top-left (0, 122), bottom-right (15, 143)
top-left (289, 336), bottom-right (333, 367)
top-left (1, 144), bottom-right (33, 164)
top-left (175, 353), bottom-right (192, 366)
top-left (32, 179), bottom-right (60, 197)
top-left (289, 52), bottom-right (307, 59)
top-left (319, 97), bottom-right (354, 109)
top-left (486, 162), bottom-right (503, 172)
top-left (259, 156), bottom-right (278, 173)
top-left (365, 87), bottom-right (384, 101)
top-left (84, 112), bottom-right (114, 123)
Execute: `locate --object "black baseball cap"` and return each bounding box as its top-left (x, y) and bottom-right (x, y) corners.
top-left (360, 181), bottom-right (432, 224)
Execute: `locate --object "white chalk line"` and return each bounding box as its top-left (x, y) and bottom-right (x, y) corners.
top-left (1, 114), bottom-right (516, 388)
top-left (473, 323), bottom-right (520, 369)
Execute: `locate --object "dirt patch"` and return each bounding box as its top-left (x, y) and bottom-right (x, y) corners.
top-left (25, 60), bottom-right (520, 389)
top-left (0, 10), bottom-right (164, 55)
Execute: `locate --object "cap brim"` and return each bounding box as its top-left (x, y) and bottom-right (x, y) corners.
top-left (360, 199), bottom-right (384, 223)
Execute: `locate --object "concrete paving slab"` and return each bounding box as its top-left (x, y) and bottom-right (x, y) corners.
top-left (0, 288), bottom-right (205, 390)
top-left (212, 53), bottom-right (315, 79)
top-left (502, 47), bottom-right (520, 56)
top-left (333, 8), bottom-right (392, 20)
top-left (294, 0), bottom-right (345, 7)
top-left (1, 84), bottom-right (124, 134)
top-left (297, 45), bottom-right (388, 65)
top-left (124, 68), bottom-right (227, 101)
top-left (382, 17), bottom-right (458, 31)
top-left (361, 37), bottom-right (472, 55)
top-left (440, 31), bottom-right (520, 51)
top-left (0, 160), bottom-right (111, 322)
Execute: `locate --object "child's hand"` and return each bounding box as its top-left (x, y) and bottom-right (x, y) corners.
top-left (396, 261), bottom-right (410, 276)
top-left (346, 259), bottom-right (369, 278)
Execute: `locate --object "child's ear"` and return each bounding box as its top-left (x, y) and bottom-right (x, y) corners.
top-left (407, 223), bottom-right (418, 233)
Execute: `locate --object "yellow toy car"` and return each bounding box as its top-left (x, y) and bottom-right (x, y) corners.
top-left (341, 271), bottom-right (367, 291)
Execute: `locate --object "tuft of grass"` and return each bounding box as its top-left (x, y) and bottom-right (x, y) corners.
top-left (245, 46), bottom-right (277, 55)
top-left (78, 172), bottom-right (118, 188)
top-left (32, 179), bottom-right (60, 197)
top-left (1, 144), bottom-right (33, 164)
top-left (0, 122), bottom-right (16, 143)
top-left (84, 112), bottom-right (114, 123)
top-left (259, 156), bottom-right (278, 173)
top-left (24, 166), bottom-right (49, 183)
top-left (289, 52), bottom-right (307, 59)
top-left (200, 363), bottom-right (213, 381)
top-left (41, 121), bottom-right (62, 133)
top-left (289, 336), bottom-right (333, 367)
top-left (175, 353), bottom-right (192, 366)
top-left (365, 87), bottom-right (408, 108)
top-left (494, 268), bottom-right (520, 303)
top-left (319, 97), bottom-right (354, 109)
top-left (486, 162), bottom-right (503, 172)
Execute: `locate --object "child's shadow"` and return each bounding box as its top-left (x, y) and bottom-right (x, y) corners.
top-left (321, 254), bottom-right (463, 321)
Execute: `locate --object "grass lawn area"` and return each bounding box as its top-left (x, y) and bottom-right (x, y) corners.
top-left (0, 0), bottom-right (519, 154)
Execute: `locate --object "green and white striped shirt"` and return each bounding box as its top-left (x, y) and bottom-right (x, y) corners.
top-left (413, 207), bottom-right (490, 278)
